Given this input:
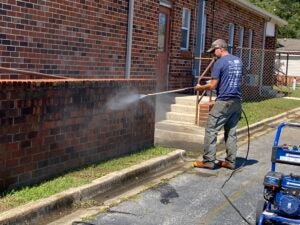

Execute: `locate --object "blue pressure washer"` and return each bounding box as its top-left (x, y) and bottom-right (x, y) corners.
top-left (256, 122), bottom-right (300, 225)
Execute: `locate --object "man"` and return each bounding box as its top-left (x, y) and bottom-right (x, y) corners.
top-left (193, 39), bottom-right (243, 170)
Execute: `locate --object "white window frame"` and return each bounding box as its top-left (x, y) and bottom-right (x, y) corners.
top-left (160, 0), bottom-right (172, 8)
top-left (247, 29), bottom-right (253, 70)
top-left (200, 14), bottom-right (207, 53)
top-left (181, 8), bottom-right (191, 51)
top-left (228, 23), bottom-right (235, 54)
top-left (238, 26), bottom-right (244, 58)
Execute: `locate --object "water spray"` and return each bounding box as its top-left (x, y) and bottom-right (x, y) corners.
top-left (107, 58), bottom-right (216, 111)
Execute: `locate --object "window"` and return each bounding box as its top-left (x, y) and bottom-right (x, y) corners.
top-left (228, 23), bottom-right (235, 54)
top-left (247, 29), bottom-right (253, 70)
top-left (200, 14), bottom-right (207, 53)
top-left (238, 26), bottom-right (244, 58)
top-left (181, 8), bottom-right (191, 50)
top-left (158, 12), bottom-right (167, 52)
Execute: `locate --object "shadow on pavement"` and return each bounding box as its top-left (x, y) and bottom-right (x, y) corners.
top-left (236, 157), bottom-right (258, 168)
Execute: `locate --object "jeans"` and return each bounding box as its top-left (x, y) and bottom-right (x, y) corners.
top-left (203, 99), bottom-right (241, 166)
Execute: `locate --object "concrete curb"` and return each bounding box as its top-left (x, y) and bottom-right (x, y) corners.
top-left (0, 150), bottom-right (186, 225)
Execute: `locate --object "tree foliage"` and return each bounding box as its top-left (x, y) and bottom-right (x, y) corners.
top-left (249, 0), bottom-right (300, 38)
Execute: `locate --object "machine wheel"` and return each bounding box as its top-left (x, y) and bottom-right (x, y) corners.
top-left (256, 200), bottom-right (266, 225)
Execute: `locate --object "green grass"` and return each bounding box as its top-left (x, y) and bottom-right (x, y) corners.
top-left (273, 85), bottom-right (300, 98)
top-left (0, 146), bottom-right (174, 213)
top-left (239, 97), bottom-right (300, 128)
top-left (289, 87), bottom-right (300, 98)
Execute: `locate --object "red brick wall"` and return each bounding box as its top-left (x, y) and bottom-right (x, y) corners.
top-left (263, 37), bottom-right (277, 85)
top-left (265, 37), bottom-right (276, 50)
top-left (0, 0), bottom-right (279, 89)
top-left (204, 0), bottom-right (265, 53)
top-left (168, 0), bottom-right (197, 90)
top-left (198, 0), bottom-right (278, 101)
top-left (131, 0), bottom-right (159, 77)
top-left (0, 0), bottom-right (158, 79)
top-left (197, 0), bottom-right (268, 85)
top-left (0, 79), bottom-right (155, 190)
top-left (167, 0), bottom-right (278, 90)
top-left (198, 101), bottom-right (214, 127)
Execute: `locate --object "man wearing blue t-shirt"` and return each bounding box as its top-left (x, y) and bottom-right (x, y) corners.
top-left (193, 39), bottom-right (243, 170)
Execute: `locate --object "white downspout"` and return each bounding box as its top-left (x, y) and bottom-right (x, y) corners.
top-left (125, 0), bottom-right (134, 79)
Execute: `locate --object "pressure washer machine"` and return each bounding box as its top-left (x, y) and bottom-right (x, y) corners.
top-left (256, 122), bottom-right (300, 225)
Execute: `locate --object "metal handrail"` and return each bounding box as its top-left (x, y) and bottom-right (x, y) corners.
top-left (273, 67), bottom-right (291, 94)
top-left (194, 57), bottom-right (215, 125)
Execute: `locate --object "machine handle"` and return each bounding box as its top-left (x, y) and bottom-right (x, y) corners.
top-left (273, 122), bottom-right (300, 147)
top-left (272, 122), bottom-right (300, 172)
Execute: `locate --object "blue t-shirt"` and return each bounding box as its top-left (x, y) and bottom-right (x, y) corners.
top-left (211, 54), bottom-right (243, 100)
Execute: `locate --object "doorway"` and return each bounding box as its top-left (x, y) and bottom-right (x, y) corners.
top-left (156, 5), bottom-right (171, 91)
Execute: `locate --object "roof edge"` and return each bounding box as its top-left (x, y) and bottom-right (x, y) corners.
top-left (228, 0), bottom-right (288, 27)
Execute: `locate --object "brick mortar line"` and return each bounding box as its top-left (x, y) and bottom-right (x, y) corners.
top-left (0, 79), bottom-right (155, 83)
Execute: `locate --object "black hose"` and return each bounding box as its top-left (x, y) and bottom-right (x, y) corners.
top-left (72, 222), bottom-right (95, 225)
top-left (221, 108), bottom-right (250, 189)
top-left (220, 107), bottom-right (254, 225)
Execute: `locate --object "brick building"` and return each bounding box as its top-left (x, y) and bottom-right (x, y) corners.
top-left (0, 0), bottom-right (287, 190)
top-left (0, 0), bottom-right (287, 86)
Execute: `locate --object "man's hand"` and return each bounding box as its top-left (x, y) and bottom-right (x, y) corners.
top-left (195, 79), bottom-right (218, 92)
top-left (195, 84), bottom-right (204, 91)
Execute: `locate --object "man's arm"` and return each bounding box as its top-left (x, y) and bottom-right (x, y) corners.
top-left (195, 79), bottom-right (218, 91)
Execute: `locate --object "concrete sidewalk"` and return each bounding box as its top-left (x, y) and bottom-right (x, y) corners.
top-left (1, 107), bottom-right (300, 225)
top-left (283, 96), bottom-right (300, 101)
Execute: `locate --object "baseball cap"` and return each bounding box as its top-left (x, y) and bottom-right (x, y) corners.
top-left (207, 39), bottom-right (228, 53)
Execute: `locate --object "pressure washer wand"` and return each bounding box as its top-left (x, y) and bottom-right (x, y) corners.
top-left (140, 87), bottom-right (194, 98)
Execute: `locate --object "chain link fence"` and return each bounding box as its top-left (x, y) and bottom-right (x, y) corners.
top-left (231, 47), bottom-right (299, 102)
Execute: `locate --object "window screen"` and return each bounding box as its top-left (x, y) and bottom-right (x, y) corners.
top-left (228, 23), bottom-right (235, 54)
top-left (181, 8), bottom-right (191, 50)
top-left (238, 27), bottom-right (244, 58)
top-left (158, 12), bottom-right (167, 52)
top-left (247, 29), bottom-right (253, 70)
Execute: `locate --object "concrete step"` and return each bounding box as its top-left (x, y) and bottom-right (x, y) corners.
top-left (166, 112), bottom-right (195, 123)
top-left (174, 95), bottom-right (214, 105)
top-left (155, 129), bottom-right (204, 143)
top-left (174, 96), bottom-right (197, 106)
top-left (170, 104), bottom-right (196, 114)
top-left (154, 94), bottom-right (218, 151)
top-left (155, 120), bottom-right (205, 135)
top-left (154, 128), bottom-right (224, 151)
top-left (154, 129), bottom-right (205, 151)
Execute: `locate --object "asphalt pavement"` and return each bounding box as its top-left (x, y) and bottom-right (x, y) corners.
top-left (84, 123), bottom-right (300, 225)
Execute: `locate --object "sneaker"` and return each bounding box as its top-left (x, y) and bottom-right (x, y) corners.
top-left (217, 160), bottom-right (235, 170)
top-left (193, 160), bottom-right (214, 169)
